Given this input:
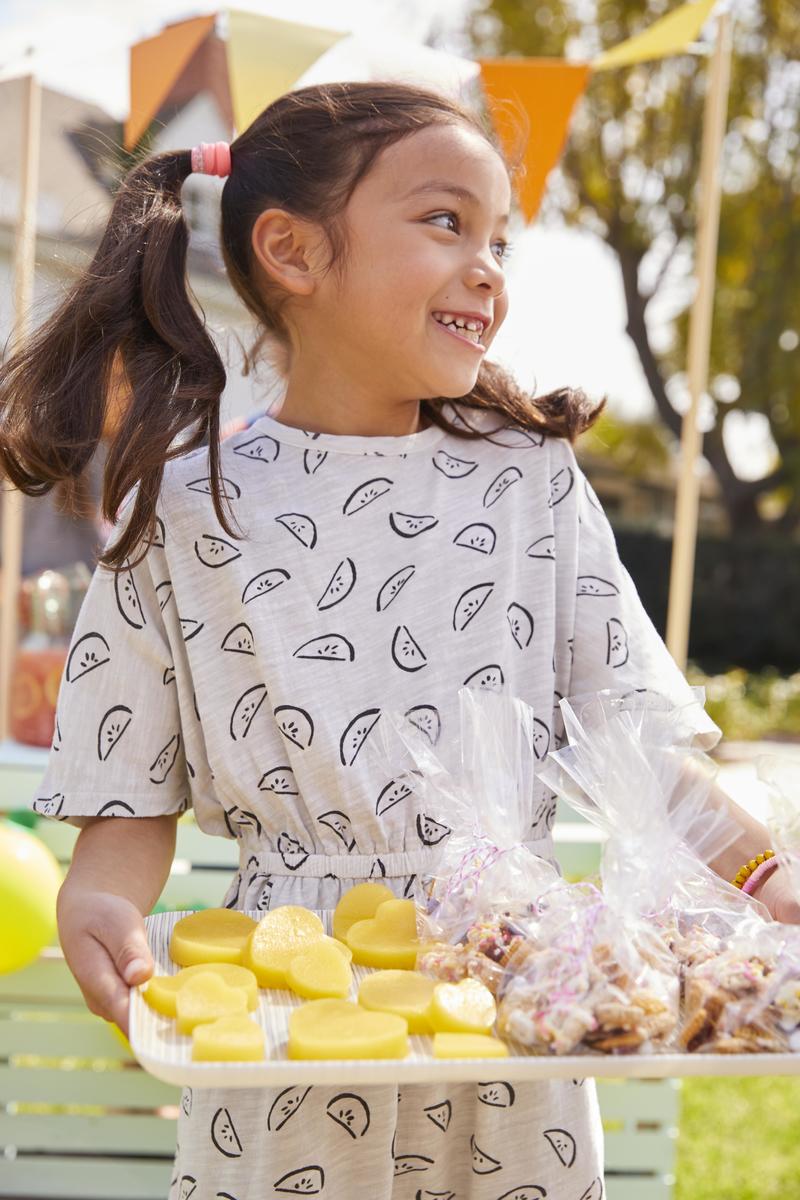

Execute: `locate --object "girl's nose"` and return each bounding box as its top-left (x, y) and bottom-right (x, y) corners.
top-left (464, 253), bottom-right (507, 296)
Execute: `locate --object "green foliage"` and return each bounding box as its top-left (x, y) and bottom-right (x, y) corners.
top-left (466, 1), bottom-right (800, 530)
top-left (688, 663), bottom-right (800, 740)
top-left (581, 409), bottom-right (672, 475)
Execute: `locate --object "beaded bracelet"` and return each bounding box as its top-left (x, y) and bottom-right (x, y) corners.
top-left (731, 849), bottom-right (776, 892)
top-left (742, 856), bottom-right (780, 896)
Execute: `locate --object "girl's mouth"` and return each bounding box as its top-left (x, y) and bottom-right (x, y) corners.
top-left (430, 314), bottom-right (486, 354)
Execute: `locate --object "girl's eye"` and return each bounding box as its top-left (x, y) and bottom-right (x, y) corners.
top-left (427, 212), bottom-right (514, 262)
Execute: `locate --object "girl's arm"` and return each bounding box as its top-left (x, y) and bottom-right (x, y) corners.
top-left (57, 813), bottom-right (178, 1035)
top-left (703, 779), bottom-right (800, 922)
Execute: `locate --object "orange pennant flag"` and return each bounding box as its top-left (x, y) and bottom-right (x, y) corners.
top-left (125, 14), bottom-right (218, 149)
top-left (478, 58), bottom-right (591, 223)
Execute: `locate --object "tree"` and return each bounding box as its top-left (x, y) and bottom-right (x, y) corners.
top-left (464, 0), bottom-right (800, 533)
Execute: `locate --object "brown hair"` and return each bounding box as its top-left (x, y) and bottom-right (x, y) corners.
top-left (0, 81), bottom-right (604, 572)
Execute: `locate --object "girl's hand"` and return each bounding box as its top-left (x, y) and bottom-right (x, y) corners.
top-left (57, 888), bottom-right (154, 1037)
top-left (750, 868), bottom-right (800, 924)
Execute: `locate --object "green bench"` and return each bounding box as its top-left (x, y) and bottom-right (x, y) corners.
top-left (0, 744), bottom-right (678, 1200)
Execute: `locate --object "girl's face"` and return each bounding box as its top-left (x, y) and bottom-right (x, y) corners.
top-left (332, 122), bottom-right (512, 401)
top-left (257, 122), bottom-right (513, 406)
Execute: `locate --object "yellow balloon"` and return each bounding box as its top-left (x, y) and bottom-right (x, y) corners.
top-left (109, 1021), bottom-right (134, 1056)
top-left (0, 821), bottom-right (62, 974)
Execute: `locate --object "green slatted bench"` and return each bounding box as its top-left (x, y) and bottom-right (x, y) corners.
top-left (0, 744), bottom-right (678, 1200)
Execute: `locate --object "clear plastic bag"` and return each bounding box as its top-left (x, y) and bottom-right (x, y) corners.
top-left (367, 686), bottom-right (561, 995)
top-left (667, 753), bottom-right (800, 1054)
top-left (495, 876), bottom-right (680, 1054)
top-left (516, 687), bottom-right (760, 1054)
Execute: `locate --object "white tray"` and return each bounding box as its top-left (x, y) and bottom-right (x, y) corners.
top-left (129, 910), bottom-right (800, 1088)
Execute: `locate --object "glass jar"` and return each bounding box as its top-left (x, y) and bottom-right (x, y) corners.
top-left (9, 570), bottom-right (71, 748)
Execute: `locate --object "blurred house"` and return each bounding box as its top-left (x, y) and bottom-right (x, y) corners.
top-left (576, 449), bottom-right (728, 537)
top-left (0, 72), bottom-right (277, 434)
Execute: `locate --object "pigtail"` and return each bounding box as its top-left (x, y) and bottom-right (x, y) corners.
top-left (0, 150), bottom-right (238, 571)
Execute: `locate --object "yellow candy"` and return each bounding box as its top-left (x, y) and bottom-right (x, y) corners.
top-left (192, 1015), bottom-right (266, 1062)
top-left (169, 908), bottom-right (257, 967)
top-left (243, 905), bottom-right (325, 989)
top-left (143, 963), bottom-right (259, 1018)
top-left (358, 969), bottom-right (436, 1034)
top-left (175, 972), bottom-right (249, 1034)
top-left (433, 1032), bottom-right (509, 1059)
top-left (288, 999), bottom-right (408, 1060)
top-left (345, 898), bottom-right (419, 970)
top-left (429, 978), bottom-right (497, 1035)
top-left (332, 881), bottom-right (394, 943)
top-left (323, 935), bottom-right (353, 963)
top-left (286, 939), bottom-right (353, 1000)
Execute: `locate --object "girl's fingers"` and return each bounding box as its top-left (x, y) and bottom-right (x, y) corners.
top-left (67, 931), bottom-right (132, 1035)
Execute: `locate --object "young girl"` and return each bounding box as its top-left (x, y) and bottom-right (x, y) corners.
top-left (2, 80), bottom-right (791, 1200)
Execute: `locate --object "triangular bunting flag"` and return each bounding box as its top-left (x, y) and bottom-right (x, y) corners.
top-left (226, 10), bottom-right (348, 133)
top-left (593, 0), bottom-right (718, 71)
top-left (125, 14), bottom-right (218, 149)
top-left (478, 58), bottom-right (590, 223)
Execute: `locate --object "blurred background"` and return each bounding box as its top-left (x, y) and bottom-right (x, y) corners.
top-left (0, 3), bottom-right (798, 1199)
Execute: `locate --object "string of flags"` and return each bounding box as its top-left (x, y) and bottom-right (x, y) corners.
top-left (125, 0), bottom-right (719, 222)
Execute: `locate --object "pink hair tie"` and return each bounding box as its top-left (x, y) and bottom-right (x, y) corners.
top-left (190, 141), bottom-right (231, 177)
top-left (742, 856), bottom-right (780, 896)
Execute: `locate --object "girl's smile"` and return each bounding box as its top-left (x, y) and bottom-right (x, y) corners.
top-left (430, 311), bottom-right (487, 354)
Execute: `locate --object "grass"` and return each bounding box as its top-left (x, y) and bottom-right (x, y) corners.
top-left (675, 1076), bottom-right (800, 1199)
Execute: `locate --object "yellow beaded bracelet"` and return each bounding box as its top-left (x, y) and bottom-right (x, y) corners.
top-left (731, 849), bottom-right (775, 889)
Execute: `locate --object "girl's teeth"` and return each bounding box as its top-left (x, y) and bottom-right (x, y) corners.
top-left (433, 314), bottom-right (483, 343)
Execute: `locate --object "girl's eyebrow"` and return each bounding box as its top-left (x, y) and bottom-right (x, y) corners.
top-left (402, 179), bottom-right (510, 226)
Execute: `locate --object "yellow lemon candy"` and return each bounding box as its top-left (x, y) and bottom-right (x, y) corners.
top-left (288, 999), bottom-right (408, 1060)
top-left (192, 1015), bottom-right (266, 1062)
top-left (332, 881), bottom-right (394, 943)
top-left (169, 909), bottom-right (257, 967)
top-left (143, 963), bottom-right (259, 1018)
top-left (358, 969), bottom-right (436, 1034)
top-left (286, 939), bottom-right (353, 1000)
top-left (433, 1033), bottom-right (509, 1059)
top-left (243, 905), bottom-right (325, 989)
top-left (345, 898), bottom-right (419, 970)
top-left (175, 973), bottom-right (249, 1034)
top-left (429, 978), bottom-right (497, 1035)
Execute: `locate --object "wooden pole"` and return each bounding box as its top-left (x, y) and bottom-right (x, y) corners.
top-left (665, 11), bottom-right (732, 671)
top-left (0, 73), bottom-right (42, 743)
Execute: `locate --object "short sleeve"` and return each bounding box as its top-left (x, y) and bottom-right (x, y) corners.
top-left (31, 488), bottom-right (191, 825)
top-left (564, 444), bottom-right (722, 752)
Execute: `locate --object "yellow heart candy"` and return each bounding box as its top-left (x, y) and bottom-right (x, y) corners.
top-left (345, 898), bottom-right (419, 970)
top-left (144, 963), bottom-right (259, 1018)
top-left (430, 978), bottom-right (496, 1035)
top-left (358, 969), bottom-right (436, 1033)
top-left (332, 881), bottom-right (395, 943)
top-left (323, 935), bottom-right (353, 963)
top-left (287, 939), bottom-right (353, 1000)
top-left (192, 1015), bottom-right (266, 1062)
top-left (175, 972), bottom-right (249, 1034)
top-left (243, 905), bottom-right (325, 988)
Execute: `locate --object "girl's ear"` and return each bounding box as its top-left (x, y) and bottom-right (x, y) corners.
top-left (251, 208), bottom-right (321, 296)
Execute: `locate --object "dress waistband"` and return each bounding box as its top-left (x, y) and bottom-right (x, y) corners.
top-left (240, 835), bottom-right (554, 880)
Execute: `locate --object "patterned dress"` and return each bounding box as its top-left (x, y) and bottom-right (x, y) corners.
top-left (34, 400), bottom-right (720, 1200)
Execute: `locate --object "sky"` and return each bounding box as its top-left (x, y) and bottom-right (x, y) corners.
top-left (0, 0), bottom-right (777, 476)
